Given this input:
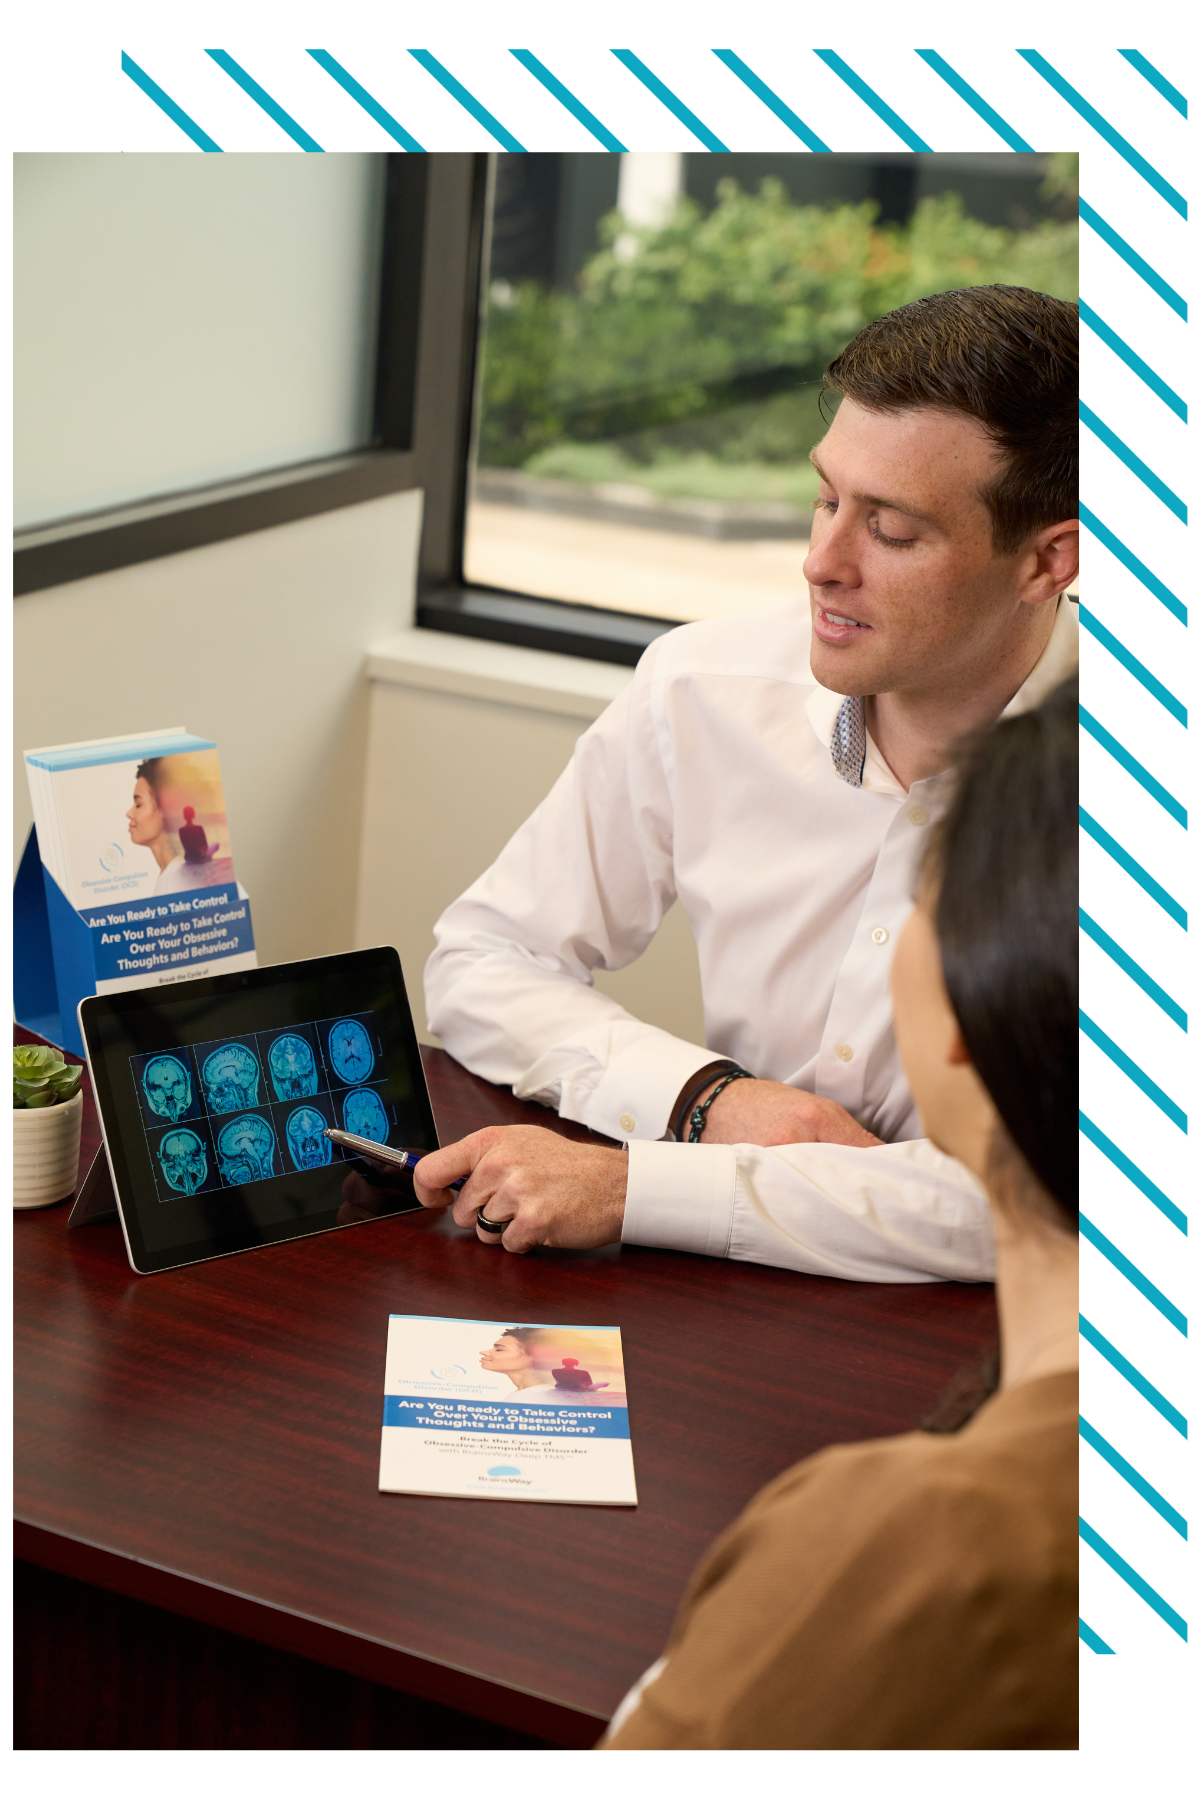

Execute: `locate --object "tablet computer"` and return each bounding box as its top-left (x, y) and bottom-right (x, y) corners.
top-left (79, 947), bottom-right (436, 1275)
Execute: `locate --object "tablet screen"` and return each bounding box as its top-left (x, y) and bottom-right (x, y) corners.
top-left (81, 948), bottom-right (435, 1273)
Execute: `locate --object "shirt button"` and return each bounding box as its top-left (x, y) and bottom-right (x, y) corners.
top-left (620, 1114), bottom-right (636, 1134)
top-left (908, 806), bottom-right (928, 826)
top-left (834, 1043), bottom-right (854, 1062)
top-left (871, 927), bottom-right (889, 945)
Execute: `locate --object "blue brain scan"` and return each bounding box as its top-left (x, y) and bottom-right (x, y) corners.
top-left (267, 1033), bottom-right (318, 1099)
top-left (201, 1042), bottom-right (261, 1115)
top-left (343, 1086), bottom-right (389, 1144)
top-left (141, 1054), bottom-right (193, 1123)
top-left (216, 1112), bottom-right (277, 1185)
top-left (327, 1018), bottom-right (375, 1085)
top-left (287, 1105), bottom-right (332, 1169)
top-left (157, 1128), bottom-right (208, 1196)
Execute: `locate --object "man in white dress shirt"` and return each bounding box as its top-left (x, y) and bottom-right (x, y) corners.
top-left (414, 285), bottom-right (1079, 1281)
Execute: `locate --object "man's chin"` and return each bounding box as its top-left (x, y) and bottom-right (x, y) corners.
top-left (808, 638), bottom-right (877, 697)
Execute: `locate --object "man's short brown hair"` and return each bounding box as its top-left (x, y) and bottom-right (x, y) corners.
top-left (824, 286), bottom-right (1078, 554)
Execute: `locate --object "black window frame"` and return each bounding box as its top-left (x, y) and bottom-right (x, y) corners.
top-left (397, 153), bottom-right (676, 669)
top-left (13, 152), bottom-right (674, 668)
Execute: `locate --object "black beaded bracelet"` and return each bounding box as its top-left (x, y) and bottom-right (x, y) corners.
top-left (674, 1062), bottom-right (740, 1139)
top-left (687, 1067), bottom-right (754, 1143)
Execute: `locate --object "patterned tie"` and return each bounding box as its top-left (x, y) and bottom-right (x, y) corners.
top-left (830, 695), bottom-right (867, 787)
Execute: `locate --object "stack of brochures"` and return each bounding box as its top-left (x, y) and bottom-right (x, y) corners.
top-left (16, 726), bottom-right (256, 1054)
top-left (380, 1315), bottom-right (638, 1506)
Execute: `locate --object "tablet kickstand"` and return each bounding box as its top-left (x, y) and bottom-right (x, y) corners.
top-left (67, 1149), bottom-right (119, 1227)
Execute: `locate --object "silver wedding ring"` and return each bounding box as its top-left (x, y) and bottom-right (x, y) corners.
top-left (475, 1208), bottom-right (507, 1235)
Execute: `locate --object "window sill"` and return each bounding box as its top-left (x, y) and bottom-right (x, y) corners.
top-left (365, 628), bottom-right (632, 722)
top-left (417, 585), bottom-right (676, 668)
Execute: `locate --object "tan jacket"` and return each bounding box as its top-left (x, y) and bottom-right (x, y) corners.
top-left (603, 1372), bottom-right (1078, 1749)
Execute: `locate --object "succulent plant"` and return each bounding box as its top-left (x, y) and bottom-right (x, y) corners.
top-left (13, 1044), bottom-right (83, 1109)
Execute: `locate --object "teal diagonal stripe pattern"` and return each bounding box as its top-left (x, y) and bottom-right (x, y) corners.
top-left (1079, 1518), bottom-right (1188, 1639)
top-left (205, 49), bottom-right (322, 149)
top-left (102, 36), bottom-right (1192, 1666)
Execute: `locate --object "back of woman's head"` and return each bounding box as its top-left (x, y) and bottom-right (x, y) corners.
top-left (927, 673), bottom-right (1078, 1228)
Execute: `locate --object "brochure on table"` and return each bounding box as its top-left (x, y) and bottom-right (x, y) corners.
top-left (380, 1315), bottom-right (637, 1506)
top-left (16, 727), bottom-right (256, 1056)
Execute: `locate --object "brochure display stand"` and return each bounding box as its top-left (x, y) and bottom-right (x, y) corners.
top-left (16, 728), bottom-right (256, 1058)
top-left (14, 825), bottom-right (255, 1058)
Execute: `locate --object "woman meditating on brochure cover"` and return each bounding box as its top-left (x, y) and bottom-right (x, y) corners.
top-left (480, 1327), bottom-right (626, 1406)
top-left (603, 675), bottom-right (1079, 1750)
top-left (126, 753), bottom-right (230, 894)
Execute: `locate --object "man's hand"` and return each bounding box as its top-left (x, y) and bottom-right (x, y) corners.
top-left (413, 1126), bottom-right (628, 1253)
top-left (686, 1076), bottom-right (883, 1148)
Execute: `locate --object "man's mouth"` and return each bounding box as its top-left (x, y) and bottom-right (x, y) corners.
top-left (814, 604), bottom-right (873, 641)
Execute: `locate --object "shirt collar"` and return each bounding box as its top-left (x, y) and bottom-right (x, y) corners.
top-left (807, 597), bottom-right (1080, 790)
top-left (999, 595), bottom-right (1079, 719)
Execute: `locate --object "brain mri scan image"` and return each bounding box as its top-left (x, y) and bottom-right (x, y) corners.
top-left (286, 1105), bottom-right (332, 1169)
top-left (141, 1054), bottom-right (194, 1123)
top-left (201, 1042), bottom-right (261, 1114)
top-left (327, 1018), bottom-right (375, 1085)
top-left (266, 1033), bottom-right (319, 1099)
top-left (216, 1113), bottom-right (277, 1185)
top-left (157, 1128), bottom-right (209, 1196)
top-left (343, 1086), bottom-right (390, 1143)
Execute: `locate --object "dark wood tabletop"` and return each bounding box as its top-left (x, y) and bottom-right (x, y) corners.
top-left (14, 1028), bottom-right (997, 1746)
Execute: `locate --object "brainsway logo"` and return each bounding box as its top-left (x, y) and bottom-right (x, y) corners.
top-left (433, 1364), bottom-right (466, 1379)
top-left (99, 843), bottom-right (125, 872)
top-left (483, 1465), bottom-right (531, 1484)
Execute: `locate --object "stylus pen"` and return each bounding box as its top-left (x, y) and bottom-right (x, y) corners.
top-left (323, 1128), bottom-right (466, 1190)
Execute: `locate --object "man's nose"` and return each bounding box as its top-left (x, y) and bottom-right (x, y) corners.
top-left (803, 514), bottom-right (859, 590)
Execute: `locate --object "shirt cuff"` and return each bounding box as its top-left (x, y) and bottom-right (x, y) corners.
top-left (622, 1140), bottom-right (738, 1258)
top-left (585, 1032), bottom-right (718, 1142)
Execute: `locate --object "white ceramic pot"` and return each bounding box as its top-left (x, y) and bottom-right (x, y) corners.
top-left (12, 1090), bottom-right (84, 1208)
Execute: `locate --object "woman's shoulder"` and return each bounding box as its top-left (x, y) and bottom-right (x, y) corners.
top-left (154, 855), bottom-right (188, 893)
top-left (734, 1372), bottom-right (1078, 1574)
top-left (618, 1376), bottom-right (1079, 1749)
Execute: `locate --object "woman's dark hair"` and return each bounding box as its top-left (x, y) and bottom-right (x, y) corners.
top-left (501, 1327), bottom-right (543, 1346)
top-left (920, 673), bottom-right (1077, 1433)
top-left (924, 672), bottom-right (1079, 1230)
top-left (135, 756), bottom-right (165, 795)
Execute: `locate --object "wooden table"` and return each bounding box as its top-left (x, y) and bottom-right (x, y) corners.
top-left (14, 1030), bottom-right (997, 1748)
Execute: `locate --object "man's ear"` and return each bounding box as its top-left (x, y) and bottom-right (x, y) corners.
top-left (1022, 519), bottom-right (1079, 606)
top-left (947, 1024), bottom-right (973, 1068)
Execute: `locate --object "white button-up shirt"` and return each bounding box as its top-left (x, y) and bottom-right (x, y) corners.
top-left (426, 598), bottom-right (1079, 1284)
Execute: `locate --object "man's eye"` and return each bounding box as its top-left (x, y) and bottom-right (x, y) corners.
top-left (870, 521), bottom-right (916, 548)
top-left (815, 496), bottom-right (838, 513)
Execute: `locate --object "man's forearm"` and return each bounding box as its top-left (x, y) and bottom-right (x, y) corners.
top-left (622, 1138), bottom-right (994, 1283)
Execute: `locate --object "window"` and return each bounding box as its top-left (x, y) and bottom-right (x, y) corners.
top-left (15, 153), bottom-right (386, 529)
top-left (16, 150), bottom-right (1077, 656)
top-left (450, 151), bottom-right (1077, 651)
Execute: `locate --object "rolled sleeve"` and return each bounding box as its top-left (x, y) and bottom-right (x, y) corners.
top-left (730, 1139), bottom-right (994, 1282)
top-left (584, 1032), bottom-right (717, 1142)
top-left (621, 1137), bottom-right (993, 1283)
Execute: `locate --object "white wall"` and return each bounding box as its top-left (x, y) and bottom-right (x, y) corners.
top-left (14, 490), bottom-right (423, 968)
top-left (14, 153), bottom-right (385, 527)
top-left (357, 632), bottom-right (705, 1048)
